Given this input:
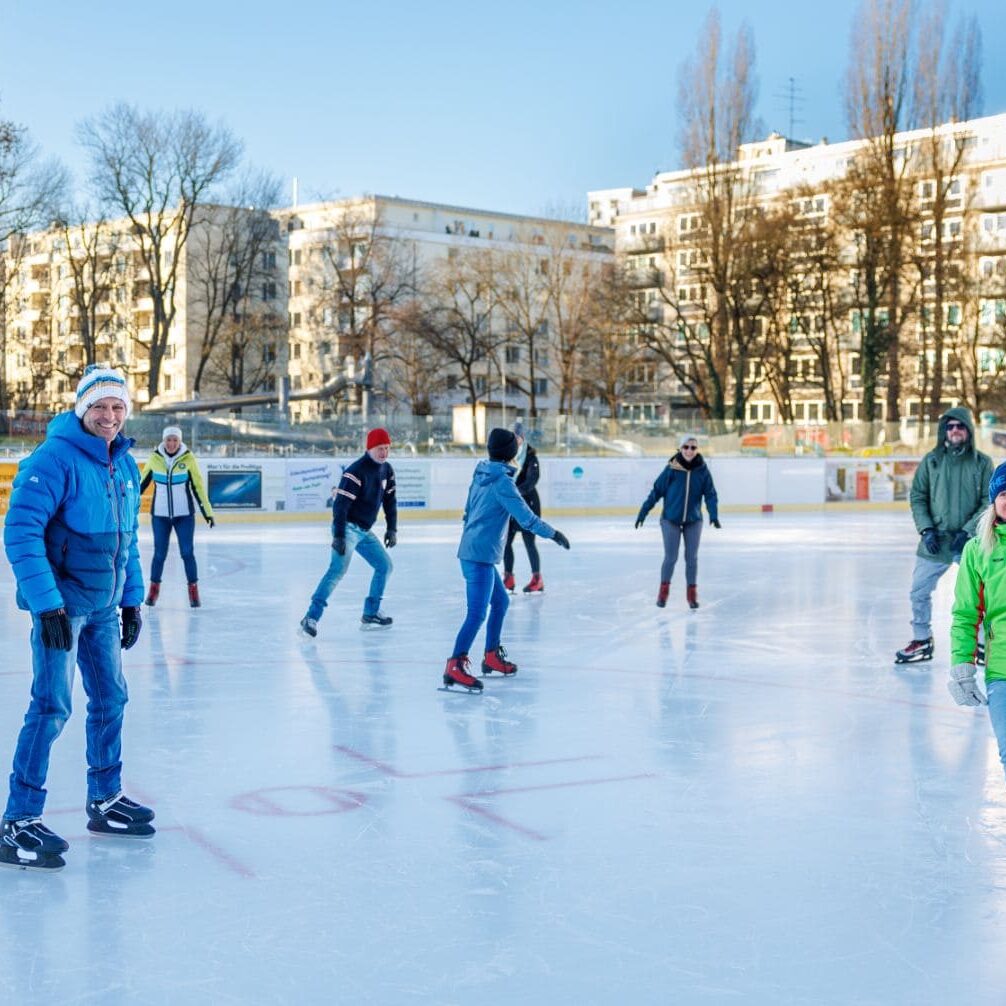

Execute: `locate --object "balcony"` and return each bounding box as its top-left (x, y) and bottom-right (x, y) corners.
top-left (624, 268), bottom-right (664, 289)
top-left (622, 234), bottom-right (665, 255)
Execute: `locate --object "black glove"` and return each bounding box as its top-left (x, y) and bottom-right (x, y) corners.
top-left (384, 530), bottom-right (397, 549)
top-left (332, 535), bottom-right (346, 555)
top-left (711, 518), bottom-right (722, 529)
top-left (39, 608), bottom-right (72, 651)
top-left (951, 530), bottom-right (969, 554)
top-left (206, 515), bottom-right (216, 528)
top-left (120, 606), bottom-right (142, 650)
top-left (552, 529), bottom-right (570, 550)
top-left (921, 528), bottom-right (940, 555)
top-left (634, 515), bottom-right (645, 529)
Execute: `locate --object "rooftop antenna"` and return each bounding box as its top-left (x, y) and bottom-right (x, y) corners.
top-left (773, 77), bottom-right (806, 139)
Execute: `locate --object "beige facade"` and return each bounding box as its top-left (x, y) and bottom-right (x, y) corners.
top-left (589, 112), bottom-right (1006, 426)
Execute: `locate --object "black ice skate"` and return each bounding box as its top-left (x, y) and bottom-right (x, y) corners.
top-left (86, 792), bottom-right (156, 839)
top-left (895, 637), bottom-right (934, 664)
top-left (977, 643), bottom-right (986, 666)
top-left (0, 817), bottom-right (68, 871)
top-left (361, 612), bottom-right (393, 628)
top-left (299, 615), bottom-right (318, 638)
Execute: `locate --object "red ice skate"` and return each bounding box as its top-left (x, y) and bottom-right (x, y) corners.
top-left (188, 583), bottom-right (201, 608)
top-left (443, 655), bottom-right (483, 692)
top-left (687, 584), bottom-right (699, 610)
top-left (503, 572), bottom-right (516, 592)
top-left (522, 573), bottom-right (544, 594)
top-left (145, 582), bottom-right (160, 607)
top-left (481, 646), bottom-right (517, 676)
top-left (656, 582), bottom-right (669, 608)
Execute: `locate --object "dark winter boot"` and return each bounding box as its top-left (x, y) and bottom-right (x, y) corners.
top-left (443, 655), bottom-right (483, 692)
top-left (657, 582), bottom-right (669, 608)
top-left (503, 572), bottom-right (516, 592)
top-left (523, 573), bottom-right (544, 594)
top-left (895, 637), bottom-right (934, 664)
top-left (482, 646), bottom-right (518, 676)
top-left (687, 585), bottom-right (699, 609)
top-left (188, 583), bottom-right (201, 608)
top-left (144, 582), bottom-right (160, 607)
top-left (86, 792), bottom-right (156, 838)
top-left (361, 612), bottom-right (393, 627)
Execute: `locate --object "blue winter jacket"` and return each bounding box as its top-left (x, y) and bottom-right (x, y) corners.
top-left (3, 411), bottom-right (144, 615)
top-left (637, 453), bottom-right (719, 526)
top-left (457, 460), bottom-right (555, 564)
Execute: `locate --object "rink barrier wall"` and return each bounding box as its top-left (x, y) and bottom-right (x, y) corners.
top-left (0, 454), bottom-right (933, 523)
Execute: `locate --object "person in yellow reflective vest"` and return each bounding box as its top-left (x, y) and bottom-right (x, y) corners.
top-left (139, 425), bottom-right (214, 608)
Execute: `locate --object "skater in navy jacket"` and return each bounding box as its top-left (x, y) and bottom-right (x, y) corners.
top-left (442, 428), bottom-right (570, 692)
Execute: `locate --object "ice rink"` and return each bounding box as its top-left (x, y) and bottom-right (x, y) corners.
top-left (1, 510), bottom-right (1005, 1004)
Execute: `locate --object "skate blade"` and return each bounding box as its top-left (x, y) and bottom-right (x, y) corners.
top-left (894, 654), bottom-right (933, 664)
top-left (0, 851), bottom-right (66, 871)
top-left (437, 684), bottom-right (483, 694)
top-left (87, 823), bottom-right (156, 840)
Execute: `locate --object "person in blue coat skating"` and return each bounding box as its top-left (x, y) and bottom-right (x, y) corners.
top-left (635, 432), bottom-right (720, 610)
top-left (0, 365), bottom-right (155, 872)
top-left (442, 428), bottom-right (571, 692)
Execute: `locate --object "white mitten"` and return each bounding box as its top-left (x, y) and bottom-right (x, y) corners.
top-left (948, 663), bottom-right (987, 707)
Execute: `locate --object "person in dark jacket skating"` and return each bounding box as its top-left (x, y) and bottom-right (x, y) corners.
top-left (635, 432), bottom-right (720, 610)
top-left (0, 365), bottom-right (154, 871)
top-left (502, 420), bottom-right (546, 594)
top-left (299, 428), bottom-right (398, 637)
top-left (443, 428), bottom-right (570, 692)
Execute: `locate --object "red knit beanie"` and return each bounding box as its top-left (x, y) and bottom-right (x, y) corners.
top-left (366, 427), bottom-right (391, 450)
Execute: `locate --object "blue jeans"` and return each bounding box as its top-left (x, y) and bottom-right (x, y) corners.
top-left (452, 560), bottom-right (509, 658)
top-left (5, 605), bottom-right (128, 820)
top-left (151, 514), bottom-right (198, 583)
top-left (306, 523), bottom-right (393, 621)
top-left (986, 680), bottom-right (1006, 776)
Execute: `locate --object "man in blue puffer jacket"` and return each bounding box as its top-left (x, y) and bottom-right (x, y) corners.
top-left (0, 365), bottom-right (155, 872)
top-left (441, 428), bottom-right (571, 692)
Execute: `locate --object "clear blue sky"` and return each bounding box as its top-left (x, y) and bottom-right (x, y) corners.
top-left (3, 0), bottom-right (1006, 218)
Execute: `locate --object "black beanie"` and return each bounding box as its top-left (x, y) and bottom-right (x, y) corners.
top-left (487, 427), bottom-right (518, 462)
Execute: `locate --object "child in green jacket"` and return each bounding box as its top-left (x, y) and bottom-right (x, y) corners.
top-left (949, 461), bottom-right (1006, 769)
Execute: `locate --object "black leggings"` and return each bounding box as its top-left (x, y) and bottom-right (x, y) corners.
top-left (504, 521), bottom-right (540, 575)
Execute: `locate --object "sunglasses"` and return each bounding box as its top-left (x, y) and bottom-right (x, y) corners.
top-left (681, 444), bottom-right (698, 451)
top-left (945, 421), bottom-right (966, 430)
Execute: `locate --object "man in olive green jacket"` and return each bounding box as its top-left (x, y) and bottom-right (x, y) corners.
top-left (896, 407), bottom-right (994, 663)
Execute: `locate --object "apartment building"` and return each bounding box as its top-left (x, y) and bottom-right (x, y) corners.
top-left (277, 195), bottom-right (613, 423)
top-left (0, 205), bottom-right (287, 415)
top-left (588, 112), bottom-right (1006, 426)
top-left (1, 196), bottom-right (612, 424)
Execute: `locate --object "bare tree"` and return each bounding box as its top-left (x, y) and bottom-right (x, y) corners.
top-left (910, 7), bottom-right (982, 418)
top-left (0, 105), bottom-right (66, 413)
top-left (187, 171), bottom-right (283, 394)
top-left (77, 104), bottom-right (241, 403)
top-left (304, 201), bottom-right (417, 419)
top-left (843, 0), bottom-right (918, 424)
top-left (383, 301), bottom-right (448, 415)
top-left (577, 270), bottom-right (649, 428)
top-left (54, 210), bottom-right (123, 382)
top-left (404, 252), bottom-right (499, 443)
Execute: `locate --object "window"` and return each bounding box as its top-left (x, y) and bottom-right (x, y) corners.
top-left (533, 378), bottom-right (548, 395)
top-left (293, 343), bottom-right (301, 359)
top-left (262, 282), bottom-right (277, 301)
top-left (163, 373), bottom-right (172, 392)
top-left (505, 346), bottom-right (520, 364)
top-left (262, 251), bottom-right (276, 270)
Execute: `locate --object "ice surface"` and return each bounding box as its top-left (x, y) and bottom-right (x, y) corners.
top-left (1, 511), bottom-right (1005, 1004)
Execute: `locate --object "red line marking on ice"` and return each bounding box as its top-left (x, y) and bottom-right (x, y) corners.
top-left (447, 797), bottom-right (548, 841)
top-left (334, 745), bottom-right (600, 779)
top-left (173, 825), bottom-right (257, 879)
top-left (461, 772), bottom-right (657, 800)
top-left (230, 785), bottom-right (368, 816)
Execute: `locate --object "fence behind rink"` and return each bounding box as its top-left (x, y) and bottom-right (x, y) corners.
top-left (40, 454), bottom-right (932, 520)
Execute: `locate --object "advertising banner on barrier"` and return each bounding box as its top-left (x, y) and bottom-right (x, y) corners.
top-left (285, 461), bottom-right (340, 513)
top-left (393, 461), bottom-right (431, 509)
top-left (825, 460), bottom-right (919, 502)
top-left (208, 466), bottom-right (264, 509)
top-left (0, 461), bottom-right (18, 517)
